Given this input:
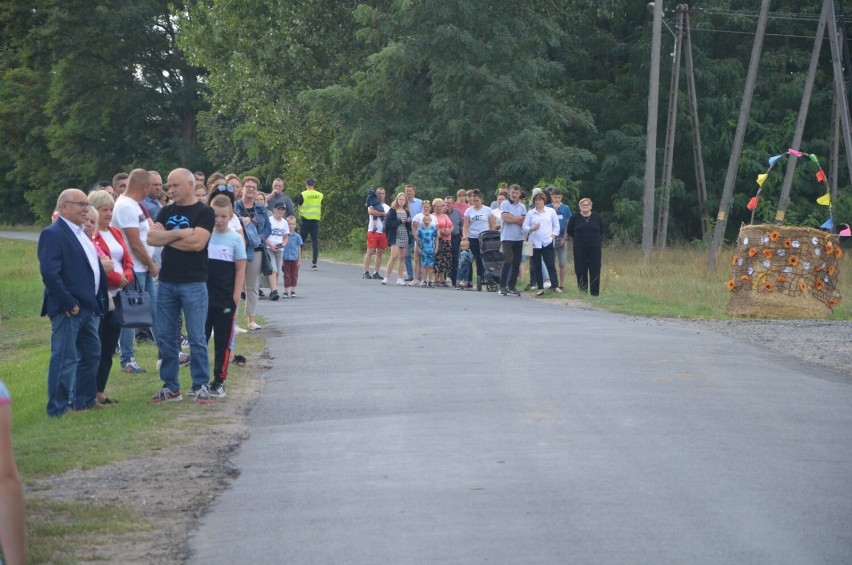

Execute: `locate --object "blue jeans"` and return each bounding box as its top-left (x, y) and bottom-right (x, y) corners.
top-left (119, 272), bottom-right (157, 366)
top-left (155, 281), bottom-right (209, 392)
top-left (47, 311), bottom-right (100, 416)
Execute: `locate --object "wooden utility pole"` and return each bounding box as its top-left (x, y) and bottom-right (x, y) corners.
top-left (775, 0), bottom-right (830, 224)
top-left (683, 10), bottom-right (710, 238)
top-left (826, 0), bottom-right (852, 190)
top-left (656, 7), bottom-right (685, 250)
top-left (830, 79), bottom-right (840, 201)
top-left (706, 0), bottom-right (771, 271)
top-left (642, 0), bottom-right (664, 262)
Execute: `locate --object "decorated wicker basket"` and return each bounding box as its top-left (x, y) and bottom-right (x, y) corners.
top-left (727, 224), bottom-right (842, 318)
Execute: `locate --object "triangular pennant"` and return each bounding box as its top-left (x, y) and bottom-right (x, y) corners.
top-left (817, 193), bottom-right (831, 206)
top-left (816, 169), bottom-right (827, 182)
top-left (788, 148), bottom-right (805, 157)
top-left (821, 217), bottom-right (834, 230)
top-left (746, 196), bottom-right (759, 210)
top-left (840, 224), bottom-right (851, 237)
top-left (809, 153), bottom-right (820, 165)
top-left (756, 173), bottom-right (768, 187)
top-left (768, 154), bottom-right (783, 167)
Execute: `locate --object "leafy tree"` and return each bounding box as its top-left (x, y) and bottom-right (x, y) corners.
top-left (0, 0), bottom-right (208, 222)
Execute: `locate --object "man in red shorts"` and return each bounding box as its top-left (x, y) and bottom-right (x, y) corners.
top-left (362, 186), bottom-right (390, 280)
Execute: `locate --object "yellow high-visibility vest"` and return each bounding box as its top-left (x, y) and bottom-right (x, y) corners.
top-left (300, 189), bottom-right (323, 220)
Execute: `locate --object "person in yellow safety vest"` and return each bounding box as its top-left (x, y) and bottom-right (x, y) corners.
top-left (294, 178), bottom-right (323, 270)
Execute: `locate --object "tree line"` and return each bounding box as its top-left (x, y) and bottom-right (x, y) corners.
top-left (1, 0), bottom-right (848, 246)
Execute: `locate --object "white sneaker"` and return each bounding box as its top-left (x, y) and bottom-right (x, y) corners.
top-left (248, 322), bottom-right (262, 331)
top-left (381, 278), bottom-right (388, 285)
top-left (396, 279), bottom-right (405, 286)
top-left (234, 326), bottom-right (248, 334)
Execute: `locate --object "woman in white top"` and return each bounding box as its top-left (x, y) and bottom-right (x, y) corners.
top-left (462, 189), bottom-right (497, 290)
top-left (523, 191), bottom-right (561, 295)
top-left (89, 190), bottom-right (135, 404)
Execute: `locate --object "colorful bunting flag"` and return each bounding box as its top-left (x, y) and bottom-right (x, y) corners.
top-left (746, 196), bottom-right (759, 210)
top-left (816, 169), bottom-right (826, 182)
top-left (839, 224), bottom-right (851, 237)
top-left (817, 193), bottom-right (831, 206)
top-left (788, 148), bottom-right (805, 157)
top-left (756, 173), bottom-right (768, 187)
top-left (809, 153), bottom-right (820, 165)
top-left (768, 154), bottom-right (783, 167)
top-left (821, 217), bottom-right (834, 230)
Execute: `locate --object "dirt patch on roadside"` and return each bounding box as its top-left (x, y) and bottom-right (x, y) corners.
top-left (26, 356), bottom-right (266, 564)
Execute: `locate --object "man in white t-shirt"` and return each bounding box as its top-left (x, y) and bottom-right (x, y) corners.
top-left (362, 187), bottom-right (389, 279)
top-left (111, 168), bottom-right (160, 373)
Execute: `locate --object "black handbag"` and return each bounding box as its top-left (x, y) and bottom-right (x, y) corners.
top-left (113, 278), bottom-right (153, 328)
top-left (260, 247), bottom-right (274, 276)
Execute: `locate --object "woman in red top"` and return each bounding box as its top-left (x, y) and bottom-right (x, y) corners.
top-left (88, 190), bottom-right (135, 405)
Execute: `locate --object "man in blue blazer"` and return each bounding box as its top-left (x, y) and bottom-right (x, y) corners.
top-left (38, 188), bottom-right (109, 417)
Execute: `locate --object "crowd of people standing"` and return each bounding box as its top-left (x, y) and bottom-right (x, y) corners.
top-left (361, 183), bottom-right (605, 297)
top-left (38, 168), bottom-right (320, 416)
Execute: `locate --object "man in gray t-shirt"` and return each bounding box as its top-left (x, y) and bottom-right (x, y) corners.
top-left (499, 184), bottom-right (526, 295)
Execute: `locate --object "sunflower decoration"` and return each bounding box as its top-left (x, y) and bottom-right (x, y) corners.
top-left (788, 255), bottom-right (799, 266)
top-left (740, 274), bottom-right (751, 282)
top-left (828, 266), bottom-right (837, 276)
top-left (762, 248), bottom-right (773, 259)
top-left (769, 231), bottom-right (780, 242)
top-left (798, 281), bottom-right (807, 293)
top-left (828, 298), bottom-right (840, 308)
top-left (731, 255), bottom-right (738, 266)
top-left (836, 247), bottom-right (843, 258)
top-left (825, 242), bottom-right (834, 254)
top-left (748, 248), bottom-right (758, 257)
top-left (783, 239), bottom-right (792, 248)
top-left (776, 275), bottom-right (786, 283)
top-left (727, 279), bottom-right (736, 291)
top-left (763, 281), bottom-right (774, 292)
top-left (815, 279), bottom-right (825, 291)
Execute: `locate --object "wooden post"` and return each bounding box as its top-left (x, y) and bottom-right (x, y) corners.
top-left (775, 0), bottom-right (830, 225)
top-left (706, 0), bottom-right (771, 271)
top-left (656, 8), bottom-right (685, 250)
top-left (642, 0), bottom-right (664, 263)
top-left (827, 0), bottom-right (852, 190)
top-left (683, 10), bottom-right (709, 238)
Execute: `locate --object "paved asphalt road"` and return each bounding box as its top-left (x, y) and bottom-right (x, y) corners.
top-left (0, 230), bottom-right (39, 242)
top-left (187, 259), bottom-right (852, 564)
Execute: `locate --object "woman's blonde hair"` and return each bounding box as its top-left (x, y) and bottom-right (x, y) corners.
top-left (431, 197), bottom-right (445, 209)
top-left (579, 197), bottom-right (593, 207)
top-left (391, 192), bottom-right (410, 213)
top-left (87, 189), bottom-right (114, 211)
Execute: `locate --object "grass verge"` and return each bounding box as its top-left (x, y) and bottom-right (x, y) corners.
top-left (0, 236), bottom-right (266, 561)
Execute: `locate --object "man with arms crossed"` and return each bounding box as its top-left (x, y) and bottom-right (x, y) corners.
top-left (499, 184), bottom-right (526, 296)
top-left (147, 168), bottom-right (215, 404)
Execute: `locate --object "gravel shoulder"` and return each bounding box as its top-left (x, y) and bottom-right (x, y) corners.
top-left (24, 304), bottom-right (851, 563)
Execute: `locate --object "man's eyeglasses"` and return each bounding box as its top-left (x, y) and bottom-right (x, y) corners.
top-left (64, 200), bottom-right (90, 209)
top-left (214, 184), bottom-right (235, 194)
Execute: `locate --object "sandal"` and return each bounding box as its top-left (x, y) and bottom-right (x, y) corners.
top-left (536, 290), bottom-right (545, 296)
top-left (97, 397), bottom-right (118, 405)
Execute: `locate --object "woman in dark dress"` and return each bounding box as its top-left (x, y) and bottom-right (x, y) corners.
top-left (566, 197), bottom-right (605, 296)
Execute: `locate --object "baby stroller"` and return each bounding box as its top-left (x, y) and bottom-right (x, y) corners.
top-left (478, 230), bottom-right (503, 292)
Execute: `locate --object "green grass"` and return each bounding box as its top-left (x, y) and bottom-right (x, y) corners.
top-left (327, 241), bottom-right (852, 320)
top-left (0, 236), bottom-right (267, 562)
